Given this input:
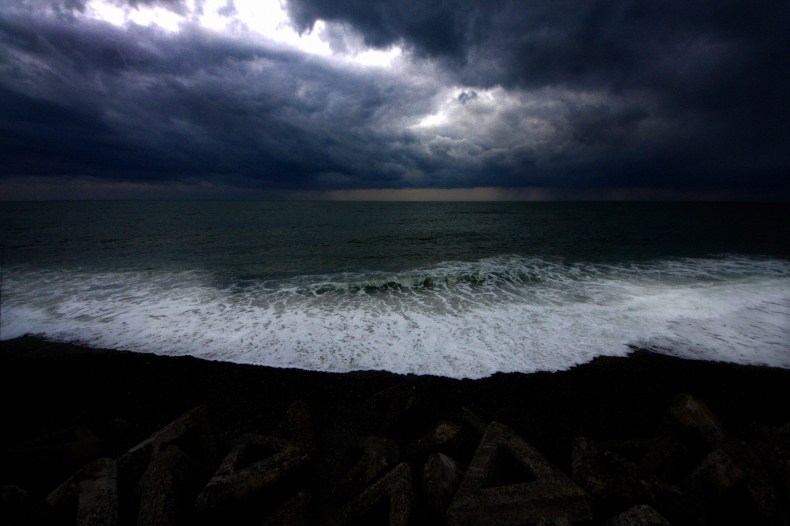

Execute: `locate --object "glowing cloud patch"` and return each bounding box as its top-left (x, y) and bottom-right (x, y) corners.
top-left (81, 0), bottom-right (407, 63)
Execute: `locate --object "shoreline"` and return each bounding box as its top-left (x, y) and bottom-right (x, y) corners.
top-left (2, 335), bottom-right (790, 524)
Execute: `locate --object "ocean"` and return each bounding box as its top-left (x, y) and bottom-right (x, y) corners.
top-left (1, 201), bottom-right (788, 378)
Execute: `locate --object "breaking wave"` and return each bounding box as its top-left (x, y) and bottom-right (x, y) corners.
top-left (2, 255), bottom-right (789, 378)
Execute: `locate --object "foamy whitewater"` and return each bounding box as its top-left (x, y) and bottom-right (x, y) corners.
top-left (3, 255), bottom-right (789, 378)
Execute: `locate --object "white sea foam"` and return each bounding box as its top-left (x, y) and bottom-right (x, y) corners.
top-left (2, 255), bottom-right (789, 378)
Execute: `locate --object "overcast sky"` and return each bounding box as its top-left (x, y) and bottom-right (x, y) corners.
top-left (0, 0), bottom-right (788, 200)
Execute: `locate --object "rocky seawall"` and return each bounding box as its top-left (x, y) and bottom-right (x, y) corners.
top-left (2, 336), bottom-right (790, 525)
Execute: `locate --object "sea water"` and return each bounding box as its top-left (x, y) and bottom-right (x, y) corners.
top-left (0, 201), bottom-right (788, 378)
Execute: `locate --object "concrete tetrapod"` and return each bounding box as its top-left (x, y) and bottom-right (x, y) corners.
top-left (325, 462), bottom-right (415, 526)
top-left (599, 437), bottom-right (689, 481)
top-left (683, 440), bottom-right (788, 525)
top-left (118, 406), bottom-right (216, 491)
top-left (46, 458), bottom-right (118, 526)
top-left (403, 421), bottom-right (461, 461)
top-left (422, 452), bottom-right (464, 514)
top-left (572, 437), bottom-right (705, 524)
top-left (368, 382), bottom-right (420, 436)
top-left (135, 445), bottom-right (200, 526)
top-left (445, 422), bottom-right (592, 526)
top-left (259, 489), bottom-right (313, 526)
top-left (333, 436), bottom-right (400, 504)
top-left (195, 434), bottom-right (313, 513)
top-left (605, 505), bottom-right (670, 526)
top-left (751, 421), bottom-right (790, 506)
top-left (659, 394), bottom-right (727, 450)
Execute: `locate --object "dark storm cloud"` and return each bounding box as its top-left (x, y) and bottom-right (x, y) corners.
top-left (286, 0), bottom-right (790, 185)
top-left (0, 11), bottom-right (442, 189)
top-left (286, 0), bottom-right (786, 90)
top-left (457, 90), bottom-right (476, 104)
top-left (0, 0), bottom-right (788, 197)
top-left (117, 0), bottom-right (188, 14)
top-left (7, 0), bottom-right (189, 18)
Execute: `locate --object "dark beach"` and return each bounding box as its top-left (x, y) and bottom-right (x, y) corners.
top-left (2, 335), bottom-right (790, 525)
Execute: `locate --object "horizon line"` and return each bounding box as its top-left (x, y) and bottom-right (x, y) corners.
top-left (1, 179), bottom-right (789, 202)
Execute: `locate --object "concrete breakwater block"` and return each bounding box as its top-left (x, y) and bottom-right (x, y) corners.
top-left (135, 445), bottom-right (201, 526)
top-left (260, 489), bottom-right (313, 526)
top-left (446, 422), bottom-right (592, 526)
top-left (659, 394), bottom-right (727, 451)
top-left (45, 457), bottom-right (119, 526)
top-left (118, 406), bottom-right (216, 490)
top-left (333, 436), bottom-right (400, 504)
top-left (271, 401), bottom-right (317, 451)
top-left (422, 452), bottom-right (464, 514)
top-left (403, 421), bottom-right (461, 461)
top-left (457, 407), bottom-right (488, 438)
top-left (599, 437), bottom-right (689, 481)
top-left (605, 504), bottom-right (670, 526)
top-left (367, 382), bottom-right (419, 435)
top-left (683, 440), bottom-right (787, 525)
top-left (683, 446), bottom-right (745, 500)
top-left (751, 421), bottom-right (790, 506)
top-left (452, 407), bottom-right (490, 464)
top-left (571, 437), bottom-right (704, 524)
top-left (195, 433), bottom-right (313, 512)
top-left (325, 462), bottom-right (415, 526)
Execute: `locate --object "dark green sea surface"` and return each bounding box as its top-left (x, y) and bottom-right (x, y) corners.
top-left (0, 201), bottom-right (788, 378)
top-left (2, 201), bottom-right (789, 275)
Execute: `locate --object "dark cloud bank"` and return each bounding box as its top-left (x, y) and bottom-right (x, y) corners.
top-left (0, 0), bottom-right (788, 199)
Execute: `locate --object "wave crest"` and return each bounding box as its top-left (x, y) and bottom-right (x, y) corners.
top-left (3, 255), bottom-right (790, 378)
